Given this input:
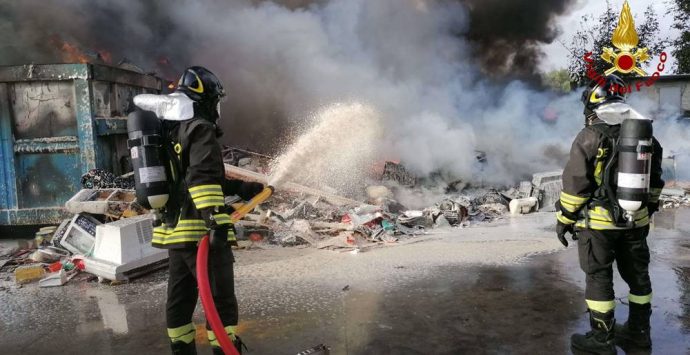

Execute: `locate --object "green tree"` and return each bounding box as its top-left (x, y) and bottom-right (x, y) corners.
top-left (566, 3), bottom-right (667, 85)
top-left (671, 0), bottom-right (690, 73)
top-left (542, 69), bottom-right (573, 92)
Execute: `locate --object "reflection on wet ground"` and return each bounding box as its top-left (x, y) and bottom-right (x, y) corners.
top-left (1, 210), bottom-right (688, 354)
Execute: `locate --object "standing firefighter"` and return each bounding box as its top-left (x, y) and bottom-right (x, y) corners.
top-left (556, 75), bottom-right (664, 354)
top-left (135, 66), bottom-right (263, 355)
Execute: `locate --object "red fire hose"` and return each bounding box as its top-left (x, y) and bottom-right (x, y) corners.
top-left (195, 186), bottom-right (274, 355)
top-left (196, 235), bottom-right (239, 355)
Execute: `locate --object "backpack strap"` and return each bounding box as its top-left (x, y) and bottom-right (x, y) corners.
top-left (584, 123), bottom-right (628, 226)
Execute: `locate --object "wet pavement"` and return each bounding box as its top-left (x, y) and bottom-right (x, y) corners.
top-left (1, 210), bottom-right (689, 354)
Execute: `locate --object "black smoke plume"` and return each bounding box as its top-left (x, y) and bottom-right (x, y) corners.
top-left (461, 0), bottom-right (576, 82)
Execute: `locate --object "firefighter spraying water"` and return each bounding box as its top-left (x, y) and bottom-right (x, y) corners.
top-left (129, 70), bottom-right (377, 355)
top-left (130, 66), bottom-right (272, 355)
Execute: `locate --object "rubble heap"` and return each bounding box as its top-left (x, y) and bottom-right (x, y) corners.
top-left (659, 188), bottom-right (690, 209)
top-left (234, 186), bottom-right (510, 252)
top-left (224, 158), bottom-right (563, 252)
top-left (0, 170), bottom-right (155, 289)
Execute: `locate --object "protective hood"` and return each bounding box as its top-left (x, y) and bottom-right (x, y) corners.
top-left (133, 92), bottom-right (195, 121)
top-left (593, 102), bottom-right (648, 125)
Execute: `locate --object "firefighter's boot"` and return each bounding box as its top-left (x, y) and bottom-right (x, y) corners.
top-left (170, 341), bottom-right (197, 355)
top-left (571, 310), bottom-right (616, 355)
top-left (616, 303), bottom-right (652, 349)
top-left (211, 335), bottom-right (247, 355)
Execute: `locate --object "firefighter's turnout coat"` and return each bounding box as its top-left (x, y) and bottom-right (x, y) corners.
top-left (152, 117), bottom-right (231, 248)
top-left (557, 118), bottom-right (665, 230)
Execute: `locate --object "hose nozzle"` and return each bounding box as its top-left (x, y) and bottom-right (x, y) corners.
top-left (229, 186), bottom-right (275, 223)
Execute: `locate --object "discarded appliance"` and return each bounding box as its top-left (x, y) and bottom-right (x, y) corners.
top-left (83, 215), bottom-right (168, 281)
top-left (518, 181), bottom-right (533, 198)
top-left (531, 170), bottom-right (563, 212)
top-left (509, 197), bottom-right (538, 215)
top-left (51, 219), bottom-right (72, 247)
top-left (0, 64), bottom-right (162, 225)
top-left (60, 213), bottom-right (102, 255)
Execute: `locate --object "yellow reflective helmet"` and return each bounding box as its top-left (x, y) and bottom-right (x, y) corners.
top-left (581, 75), bottom-right (626, 113)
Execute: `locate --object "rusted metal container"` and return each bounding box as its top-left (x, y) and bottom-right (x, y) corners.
top-left (0, 64), bottom-right (161, 225)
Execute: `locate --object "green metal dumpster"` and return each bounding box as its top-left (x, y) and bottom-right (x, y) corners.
top-left (0, 64), bottom-right (162, 225)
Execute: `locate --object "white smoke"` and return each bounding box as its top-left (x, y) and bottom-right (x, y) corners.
top-left (166, 0), bottom-right (588, 188)
top-left (16, 0), bottom-right (675, 189)
top-left (628, 94), bottom-right (690, 181)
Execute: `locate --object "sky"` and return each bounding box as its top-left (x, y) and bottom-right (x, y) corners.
top-left (540, 0), bottom-right (678, 72)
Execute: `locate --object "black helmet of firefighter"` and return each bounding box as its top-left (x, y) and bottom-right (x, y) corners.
top-left (581, 74), bottom-right (626, 118)
top-left (175, 66), bottom-right (225, 122)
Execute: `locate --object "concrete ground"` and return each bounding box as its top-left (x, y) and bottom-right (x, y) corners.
top-left (1, 210), bottom-right (689, 355)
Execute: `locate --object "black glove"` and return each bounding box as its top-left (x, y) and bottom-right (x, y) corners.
top-left (647, 202), bottom-right (659, 217)
top-left (556, 221), bottom-right (576, 247)
top-left (239, 181), bottom-right (265, 200)
top-left (209, 227), bottom-right (228, 250)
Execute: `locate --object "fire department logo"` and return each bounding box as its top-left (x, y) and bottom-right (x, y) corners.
top-left (601, 0), bottom-right (650, 76)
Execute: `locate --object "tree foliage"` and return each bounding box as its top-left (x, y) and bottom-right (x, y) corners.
top-left (671, 0), bottom-right (690, 73)
top-left (542, 69), bottom-right (572, 92)
top-left (566, 3), bottom-right (667, 86)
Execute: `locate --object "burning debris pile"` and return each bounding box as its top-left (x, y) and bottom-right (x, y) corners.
top-left (224, 149), bottom-right (564, 252)
top-left (233, 185), bottom-right (508, 252)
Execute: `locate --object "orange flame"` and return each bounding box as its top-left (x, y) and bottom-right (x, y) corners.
top-left (50, 35), bottom-right (113, 64)
top-left (60, 41), bottom-right (89, 63)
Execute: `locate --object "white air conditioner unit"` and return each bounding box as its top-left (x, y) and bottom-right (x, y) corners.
top-left (84, 215), bottom-right (168, 281)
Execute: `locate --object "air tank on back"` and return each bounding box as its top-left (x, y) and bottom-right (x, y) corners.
top-left (616, 117), bottom-right (653, 221)
top-left (127, 110), bottom-right (170, 211)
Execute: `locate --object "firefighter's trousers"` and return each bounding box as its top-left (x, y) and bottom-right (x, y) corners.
top-left (166, 245), bottom-right (238, 346)
top-left (576, 226), bottom-right (652, 313)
